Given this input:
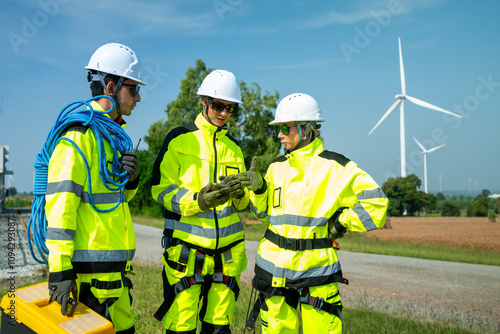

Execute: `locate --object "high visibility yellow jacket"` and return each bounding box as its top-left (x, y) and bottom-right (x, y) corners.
top-left (46, 101), bottom-right (137, 285)
top-left (151, 113), bottom-right (249, 254)
top-left (250, 138), bottom-right (388, 288)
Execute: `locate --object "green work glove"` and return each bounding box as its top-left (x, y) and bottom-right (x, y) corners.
top-left (218, 175), bottom-right (245, 199)
top-left (48, 280), bottom-right (78, 315)
top-left (327, 217), bottom-right (345, 240)
top-left (198, 182), bottom-right (231, 211)
top-left (236, 156), bottom-right (263, 192)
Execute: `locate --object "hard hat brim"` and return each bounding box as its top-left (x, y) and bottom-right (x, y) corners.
top-left (85, 67), bottom-right (146, 86)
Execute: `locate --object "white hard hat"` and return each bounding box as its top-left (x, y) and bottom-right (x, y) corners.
top-left (85, 43), bottom-right (146, 85)
top-left (269, 93), bottom-right (324, 125)
top-left (197, 70), bottom-right (242, 104)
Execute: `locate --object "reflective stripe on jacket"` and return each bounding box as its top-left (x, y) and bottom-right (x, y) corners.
top-left (250, 138), bottom-right (388, 288)
top-left (151, 113), bottom-right (249, 256)
top-left (46, 101), bottom-right (137, 282)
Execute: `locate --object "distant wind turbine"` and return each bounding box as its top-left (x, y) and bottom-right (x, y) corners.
top-left (413, 137), bottom-right (446, 193)
top-left (369, 38), bottom-right (462, 177)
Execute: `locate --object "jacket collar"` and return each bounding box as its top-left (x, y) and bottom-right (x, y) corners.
top-left (90, 100), bottom-right (127, 127)
top-left (286, 138), bottom-right (324, 165)
top-left (195, 112), bottom-right (228, 138)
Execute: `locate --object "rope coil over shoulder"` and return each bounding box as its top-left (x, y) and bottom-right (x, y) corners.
top-left (27, 95), bottom-right (133, 264)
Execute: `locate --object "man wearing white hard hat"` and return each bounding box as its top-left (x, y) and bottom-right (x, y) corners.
top-left (151, 70), bottom-right (249, 333)
top-left (46, 43), bottom-right (145, 333)
top-left (239, 93), bottom-right (389, 333)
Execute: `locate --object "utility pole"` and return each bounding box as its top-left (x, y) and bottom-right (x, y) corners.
top-left (0, 145), bottom-right (14, 212)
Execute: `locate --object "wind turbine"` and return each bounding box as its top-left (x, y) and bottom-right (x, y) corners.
top-left (369, 38), bottom-right (462, 177)
top-left (413, 137), bottom-right (446, 193)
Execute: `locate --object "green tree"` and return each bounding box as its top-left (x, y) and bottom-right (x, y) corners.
top-left (129, 149), bottom-right (164, 217)
top-left (144, 59), bottom-right (211, 156)
top-left (467, 197), bottom-right (488, 217)
top-left (231, 81), bottom-right (280, 171)
top-left (422, 193), bottom-right (437, 215)
top-left (133, 60), bottom-right (281, 216)
top-left (441, 201), bottom-right (461, 217)
top-left (436, 192), bottom-right (445, 201)
top-left (480, 189), bottom-right (491, 199)
top-left (382, 174), bottom-right (424, 216)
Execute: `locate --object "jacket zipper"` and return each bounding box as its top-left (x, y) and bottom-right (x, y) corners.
top-left (213, 129), bottom-right (220, 250)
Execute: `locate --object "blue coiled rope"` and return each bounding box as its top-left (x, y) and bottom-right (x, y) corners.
top-left (27, 95), bottom-right (133, 264)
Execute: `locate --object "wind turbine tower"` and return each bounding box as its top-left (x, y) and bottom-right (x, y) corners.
top-left (369, 38), bottom-right (462, 177)
top-left (413, 137), bottom-right (446, 193)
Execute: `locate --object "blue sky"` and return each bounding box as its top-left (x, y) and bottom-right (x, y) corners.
top-left (1, 0), bottom-right (499, 194)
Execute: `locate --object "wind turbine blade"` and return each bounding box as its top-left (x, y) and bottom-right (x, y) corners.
top-left (399, 38), bottom-right (406, 94)
top-left (427, 143), bottom-right (447, 153)
top-left (412, 137), bottom-right (426, 151)
top-left (405, 95), bottom-right (462, 118)
top-left (369, 99), bottom-right (402, 135)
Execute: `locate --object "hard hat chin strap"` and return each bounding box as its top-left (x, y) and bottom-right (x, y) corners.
top-left (291, 121), bottom-right (311, 151)
top-left (95, 72), bottom-right (124, 118)
top-left (202, 98), bottom-right (227, 129)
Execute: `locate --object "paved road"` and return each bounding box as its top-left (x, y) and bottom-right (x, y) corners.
top-left (133, 224), bottom-right (500, 333)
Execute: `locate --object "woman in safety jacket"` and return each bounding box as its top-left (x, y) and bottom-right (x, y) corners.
top-left (151, 70), bottom-right (249, 334)
top-left (239, 93), bottom-right (388, 334)
top-left (46, 43), bottom-right (145, 333)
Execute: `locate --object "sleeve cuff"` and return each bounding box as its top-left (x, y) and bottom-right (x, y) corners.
top-left (49, 269), bottom-right (77, 283)
top-left (125, 173), bottom-right (140, 190)
top-left (254, 179), bottom-right (267, 195)
top-left (331, 207), bottom-right (348, 233)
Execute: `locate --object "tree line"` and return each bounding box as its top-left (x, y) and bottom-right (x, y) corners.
top-left (382, 174), bottom-right (498, 217)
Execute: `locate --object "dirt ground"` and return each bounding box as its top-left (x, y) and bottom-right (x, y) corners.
top-left (368, 216), bottom-right (500, 251)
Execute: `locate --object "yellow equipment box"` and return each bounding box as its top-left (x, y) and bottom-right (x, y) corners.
top-left (0, 282), bottom-right (115, 334)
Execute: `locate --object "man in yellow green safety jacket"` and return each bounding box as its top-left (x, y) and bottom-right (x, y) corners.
top-left (45, 43), bottom-right (145, 334)
top-left (151, 69), bottom-right (249, 334)
top-left (238, 93), bottom-right (389, 334)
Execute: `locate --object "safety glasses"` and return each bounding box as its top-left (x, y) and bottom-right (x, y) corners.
top-left (276, 124), bottom-right (297, 136)
top-left (209, 98), bottom-right (239, 113)
top-left (121, 83), bottom-right (141, 97)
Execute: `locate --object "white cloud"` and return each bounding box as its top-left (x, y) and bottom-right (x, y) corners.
top-left (294, 0), bottom-right (448, 29)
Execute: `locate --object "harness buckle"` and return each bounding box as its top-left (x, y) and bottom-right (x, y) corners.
top-left (223, 276), bottom-right (236, 289)
top-left (310, 296), bottom-right (324, 311)
top-left (285, 238), bottom-right (296, 251)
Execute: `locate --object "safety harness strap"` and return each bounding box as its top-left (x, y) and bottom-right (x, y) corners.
top-left (154, 251), bottom-right (205, 322)
top-left (213, 253), bottom-right (240, 300)
top-left (154, 241), bottom-right (242, 322)
top-left (264, 229), bottom-right (332, 251)
top-left (245, 276), bottom-right (300, 330)
top-left (299, 289), bottom-right (343, 320)
top-left (245, 292), bottom-right (265, 330)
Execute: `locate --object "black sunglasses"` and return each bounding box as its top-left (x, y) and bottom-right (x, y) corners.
top-left (121, 83), bottom-right (141, 97)
top-left (276, 124), bottom-right (297, 136)
top-left (208, 98), bottom-right (239, 113)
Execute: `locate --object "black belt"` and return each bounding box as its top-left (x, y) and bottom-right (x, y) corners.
top-left (264, 229), bottom-right (332, 251)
